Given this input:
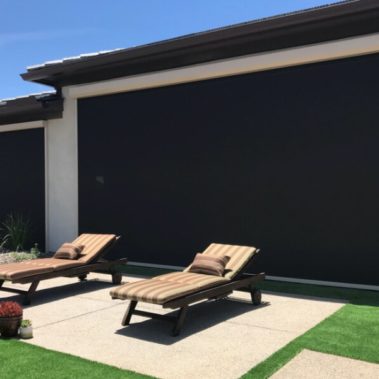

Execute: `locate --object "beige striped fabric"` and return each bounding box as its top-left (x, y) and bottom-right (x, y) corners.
top-left (189, 254), bottom-right (230, 276)
top-left (53, 243), bottom-right (84, 260)
top-left (0, 258), bottom-right (81, 280)
top-left (72, 234), bottom-right (116, 264)
top-left (185, 243), bottom-right (257, 280)
top-left (111, 243), bottom-right (256, 304)
top-left (0, 234), bottom-right (116, 281)
top-left (110, 272), bottom-right (228, 304)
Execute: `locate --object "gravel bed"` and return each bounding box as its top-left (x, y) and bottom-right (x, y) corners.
top-left (0, 252), bottom-right (37, 264)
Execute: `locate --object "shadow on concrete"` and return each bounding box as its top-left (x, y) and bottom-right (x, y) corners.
top-left (0, 279), bottom-right (117, 307)
top-left (261, 281), bottom-right (379, 307)
top-left (115, 298), bottom-right (270, 345)
top-left (262, 290), bottom-right (347, 304)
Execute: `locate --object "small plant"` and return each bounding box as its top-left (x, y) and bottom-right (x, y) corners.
top-left (21, 319), bottom-right (32, 328)
top-left (1, 213), bottom-right (31, 252)
top-left (30, 243), bottom-right (40, 256)
top-left (0, 301), bottom-right (23, 318)
top-left (0, 238), bottom-right (7, 252)
top-left (20, 318), bottom-right (33, 339)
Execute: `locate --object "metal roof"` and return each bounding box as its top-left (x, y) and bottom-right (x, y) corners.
top-left (25, 1), bottom-right (352, 73)
top-left (21, 0), bottom-right (379, 87)
top-left (0, 91), bottom-right (56, 104)
top-left (0, 92), bottom-right (63, 125)
top-left (26, 49), bottom-right (124, 71)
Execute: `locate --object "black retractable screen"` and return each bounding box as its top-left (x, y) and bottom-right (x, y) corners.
top-left (79, 53), bottom-right (379, 285)
top-left (0, 128), bottom-right (45, 250)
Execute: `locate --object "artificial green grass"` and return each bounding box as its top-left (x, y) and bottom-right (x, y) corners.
top-left (0, 339), bottom-right (154, 379)
top-left (242, 300), bottom-right (379, 378)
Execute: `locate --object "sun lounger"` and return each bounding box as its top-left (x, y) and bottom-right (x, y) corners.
top-left (0, 234), bottom-right (126, 304)
top-left (111, 243), bottom-right (264, 336)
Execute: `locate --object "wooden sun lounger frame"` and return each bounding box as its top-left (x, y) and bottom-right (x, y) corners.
top-left (0, 236), bottom-right (127, 305)
top-left (118, 250), bottom-right (265, 336)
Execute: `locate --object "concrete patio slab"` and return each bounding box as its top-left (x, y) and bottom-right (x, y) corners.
top-left (0, 274), bottom-right (344, 379)
top-left (271, 349), bottom-right (379, 379)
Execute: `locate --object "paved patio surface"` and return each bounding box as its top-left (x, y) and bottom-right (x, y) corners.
top-left (271, 349), bottom-right (379, 379)
top-left (1, 274), bottom-right (344, 379)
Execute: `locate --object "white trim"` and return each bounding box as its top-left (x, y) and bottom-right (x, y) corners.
top-left (128, 261), bottom-right (379, 291)
top-left (0, 120), bottom-right (44, 133)
top-left (44, 126), bottom-right (49, 251)
top-left (68, 32), bottom-right (379, 99)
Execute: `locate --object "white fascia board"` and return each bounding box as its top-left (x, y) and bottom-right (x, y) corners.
top-left (0, 120), bottom-right (45, 133)
top-left (68, 32), bottom-right (379, 99)
top-left (266, 276), bottom-right (379, 292)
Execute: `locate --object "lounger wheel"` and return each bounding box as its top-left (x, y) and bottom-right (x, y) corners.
top-left (78, 274), bottom-right (87, 282)
top-left (251, 288), bottom-right (262, 305)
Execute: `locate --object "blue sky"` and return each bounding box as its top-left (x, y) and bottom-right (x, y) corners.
top-left (0, 0), bottom-right (335, 99)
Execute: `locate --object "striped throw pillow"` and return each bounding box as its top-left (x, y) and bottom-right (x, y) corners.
top-left (54, 243), bottom-right (84, 260)
top-left (189, 253), bottom-right (230, 276)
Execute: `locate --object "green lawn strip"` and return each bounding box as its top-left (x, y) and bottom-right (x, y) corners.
top-left (242, 303), bottom-right (379, 379)
top-left (0, 339), bottom-right (154, 379)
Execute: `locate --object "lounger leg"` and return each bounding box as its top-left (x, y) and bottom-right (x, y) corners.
top-left (122, 300), bottom-right (138, 326)
top-left (250, 286), bottom-right (262, 305)
top-left (24, 280), bottom-right (40, 305)
top-left (172, 305), bottom-right (188, 337)
top-left (111, 272), bottom-right (122, 285)
top-left (0, 280), bottom-right (4, 289)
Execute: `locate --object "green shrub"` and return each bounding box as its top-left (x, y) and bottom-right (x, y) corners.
top-left (1, 213), bottom-right (31, 252)
top-left (9, 251), bottom-right (39, 262)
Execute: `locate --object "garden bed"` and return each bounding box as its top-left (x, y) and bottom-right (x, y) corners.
top-left (0, 251), bottom-right (39, 264)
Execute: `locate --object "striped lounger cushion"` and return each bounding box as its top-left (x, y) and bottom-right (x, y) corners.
top-left (111, 243), bottom-right (257, 305)
top-left (0, 258), bottom-right (82, 281)
top-left (72, 234), bottom-right (116, 264)
top-left (0, 234), bottom-right (117, 281)
top-left (110, 272), bottom-right (229, 304)
top-left (185, 243), bottom-right (257, 280)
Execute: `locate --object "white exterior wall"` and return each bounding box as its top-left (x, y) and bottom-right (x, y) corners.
top-left (45, 87), bottom-right (78, 251)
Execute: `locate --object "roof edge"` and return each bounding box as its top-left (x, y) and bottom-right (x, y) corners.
top-left (0, 93), bottom-right (63, 126)
top-left (21, 0), bottom-right (379, 87)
